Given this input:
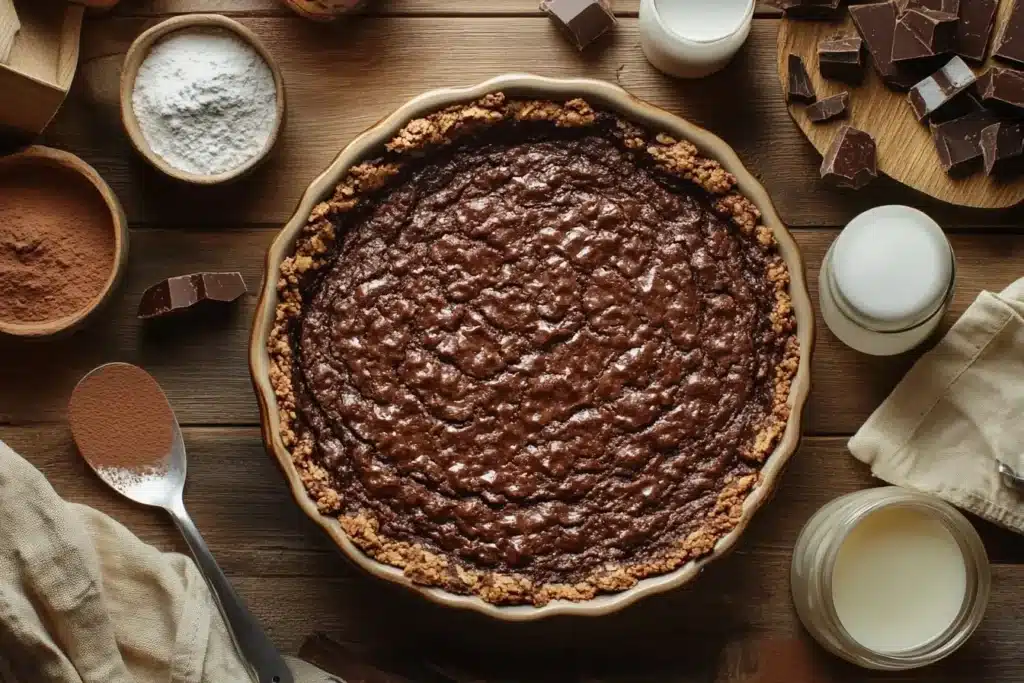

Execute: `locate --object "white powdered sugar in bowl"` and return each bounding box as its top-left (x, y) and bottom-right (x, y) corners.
top-left (131, 28), bottom-right (279, 176)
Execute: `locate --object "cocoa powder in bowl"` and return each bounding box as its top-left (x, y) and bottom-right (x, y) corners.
top-left (0, 157), bottom-right (117, 330)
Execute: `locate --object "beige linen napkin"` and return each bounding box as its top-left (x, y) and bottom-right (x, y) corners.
top-left (0, 438), bottom-right (332, 683)
top-left (849, 278), bottom-right (1024, 533)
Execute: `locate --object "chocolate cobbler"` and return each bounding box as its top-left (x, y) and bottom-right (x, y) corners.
top-left (269, 94), bottom-right (799, 606)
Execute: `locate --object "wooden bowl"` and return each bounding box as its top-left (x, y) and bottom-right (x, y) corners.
top-left (118, 14), bottom-right (286, 185)
top-left (249, 74), bottom-right (815, 621)
top-left (0, 145), bottom-right (129, 338)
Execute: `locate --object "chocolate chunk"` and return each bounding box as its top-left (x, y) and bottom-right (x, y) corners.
top-left (900, 0), bottom-right (960, 12)
top-left (930, 109), bottom-right (997, 175)
top-left (821, 125), bottom-right (877, 189)
top-left (776, 0), bottom-right (842, 18)
top-left (995, 0), bottom-right (1024, 66)
top-left (788, 54), bottom-right (817, 103)
top-left (138, 272), bottom-right (247, 319)
top-left (540, 0), bottom-right (615, 51)
top-left (981, 122), bottom-right (1024, 174)
top-left (819, 36), bottom-right (865, 83)
top-left (928, 91), bottom-right (984, 123)
top-left (975, 67), bottom-right (1024, 113)
top-left (851, 1), bottom-right (933, 89)
top-left (892, 9), bottom-right (958, 63)
top-left (954, 0), bottom-right (998, 62)
top-left (807, 92), bottom-right (851, 122)
top-left (908, 56), bottom-right (977, 121)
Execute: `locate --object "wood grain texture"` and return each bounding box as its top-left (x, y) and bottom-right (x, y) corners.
top-left (778, 4), bottom-right (1024, 209)
top-left (53, 16), bottom-right (1024, 229)
top-left (2, 227), bottom-right (1022, 436)
top-left (1, 424), bottom-right (1023, 679)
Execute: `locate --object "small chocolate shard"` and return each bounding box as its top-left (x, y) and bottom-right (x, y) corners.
top-left (851, 1), bottom-right (933, 89)
top-left (975, 66), bottom-right (1024, 113)
top-left (787, 54), bottom-right (817, 103)
top-left (818, 36), bottom-right (865, 83)
top-left (776, 0), bottom-right (842, 18)
top-left (540, 0), bottom-right (615, 51)
top-left (892, 8), bottom-right (958, 63)
top-left (138, 272), bottom-right (247, 319)
top-left (995, 0), bottom-right (1024, 66)
top-left (981, 122), bottom-right (1024, 175)
top-left (908, 56), bottom-right (977, 121)
top-left (930, 109), bottom-right (997, 175)
top-left (807, 92), bottom-right (851, 122)
top-left (954, 0), bottom-right (999, 63)
top-left (821, 125), bottom-right (877, 189)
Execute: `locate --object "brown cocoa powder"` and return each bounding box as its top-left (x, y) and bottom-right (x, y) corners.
top-left (68, 363), bottom-right (175, 473)
top-left (0, 162), bottom-right (115, 325)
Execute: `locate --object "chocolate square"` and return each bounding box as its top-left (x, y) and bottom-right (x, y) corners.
top-left (892, 9), bottom-right (958, 63)
top-left (975, 66), bottom-right (1024, 113)
top-left (995, 0), bottom-right (1024, 66)
top-left (954, 0), bottom-right (999, 63)
top-left (821, 125), bottom-right (877, 189)
top-left (930, 109), bottom-right (998, 175)
top-left (807, 92), bottom-right (851, 122)
top-left (541, 0), bottom-right (616, 51)
top-left (908, 56), bottom-right (977, 121)
top-left (819, 36), bottom-right (865, 83)
top-left (851, 1), bottom-right (934, 90)
top-left (981, 122), bottom-right (1024, 175)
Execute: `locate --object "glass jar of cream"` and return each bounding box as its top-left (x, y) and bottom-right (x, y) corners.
top-left (791, 487), bottom-right (990, 670)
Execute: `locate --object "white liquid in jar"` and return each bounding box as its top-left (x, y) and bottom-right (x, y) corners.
top-left (831, 506), bottom-right (967, 653)
top-left (654, 0), bottom-right (751, 41)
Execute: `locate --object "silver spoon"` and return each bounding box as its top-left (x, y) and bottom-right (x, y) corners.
top-left (69, 363), bottom-right (293, 683)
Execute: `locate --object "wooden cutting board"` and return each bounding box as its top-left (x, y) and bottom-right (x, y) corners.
top-left (778, 1), bottom-right (1024, 209)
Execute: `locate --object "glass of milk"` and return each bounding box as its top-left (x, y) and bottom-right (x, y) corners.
top-left (791, 488), bottom-right (990, 670)
top-left (638, 0), bottom-right (755, 78)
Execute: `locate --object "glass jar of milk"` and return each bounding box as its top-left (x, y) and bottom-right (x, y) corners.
top-left (791, 488), bottom-right (990, 670)
top-left (819, 206), bottom-right (955, 356)
top-left (639, 0), bottom-right (755, 78)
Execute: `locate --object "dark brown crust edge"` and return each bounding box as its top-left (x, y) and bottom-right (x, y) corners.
top-left (267, 93), bottom-right (800, 606)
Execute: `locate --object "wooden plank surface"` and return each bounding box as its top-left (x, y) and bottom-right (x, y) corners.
top-left (51, 15), bottom-right (1024, 231)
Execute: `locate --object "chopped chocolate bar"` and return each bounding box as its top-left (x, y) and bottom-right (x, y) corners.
top-left (901, 0), bottom-right (960, 12)
top-left (807, 92), bottom-right (851, 122)
top-left (851, 1), bottom-right (933, 90)
top-left (777, 0), bottom-right (842, 18)
top-left (930, 109), bottom-right (997, 175)
top-left (975, 67), bottom-right (1024, 113)
top-left (138, 272), bottom-right (247, 319)
top-left (981, 122), bottom-right (1024, 174)
top-left (788, 54), bottom-right (817, 103)
top-left (954, 0), bottom-right (998, 63)
top-left (541, 0), bottom-right (615, 51)
top-left (821, 126), bottom-right (877, 189)
top-left (908, 56), bottom-right (977, 121)
top-left (819, 36), bottom-right (865, 83)
top-left (892, 8), bottom-right (958, 63)
top-left (995, 0), bottom-right (1024, 66)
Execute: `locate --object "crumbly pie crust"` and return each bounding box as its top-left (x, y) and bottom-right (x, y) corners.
top-left (268, 94), bottom-right (799, 606)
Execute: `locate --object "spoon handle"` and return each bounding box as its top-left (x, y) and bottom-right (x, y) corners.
top-left (168, 497), bottom-right (294, 683)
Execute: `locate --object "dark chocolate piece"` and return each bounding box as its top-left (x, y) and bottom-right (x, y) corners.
top-left (777, 0), bottom-right (842, 18)
top-left (928, 91), bottom-right (984, 123)
top-left (981, 122), bottom-right (1024, 174)
top-left (975, 67), bottom-right (1024, 113)
top-left (788, 53), bottom-right (817, 103)
top-left (807, 92), bottom-right (851, 122)
top-left (930, 109), bottom-right (997, 175)
top-left (954, 0), bottom-right (999, 63)
top-left (818, 36), bottom-right (865, 83)
top-left (540, 0), bottom-right (615, 51)
top-left (821, 125), bottom-right (877, 189)
top-left (138, 272), bottom-right (247, 319)
top-left (892, 9), bottom-right (958, 63)
top-left (900, 0), bottom-right (960, 12)
top-left (995, 0), bottom-right (1024, 66)
top-left (850, 1), bottom-right (932, 89)
top-left (908, 56), bottom-right (977, 121)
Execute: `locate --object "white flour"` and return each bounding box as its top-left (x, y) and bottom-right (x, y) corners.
top-left (131, 28), bottom-right (278, 176)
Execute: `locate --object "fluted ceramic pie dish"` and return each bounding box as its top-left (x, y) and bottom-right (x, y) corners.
top-left (249, 73), bottom-right (814, 620)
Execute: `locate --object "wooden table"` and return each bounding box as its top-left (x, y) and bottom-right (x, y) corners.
top-left (3, 1), bottom-right (1023, 681)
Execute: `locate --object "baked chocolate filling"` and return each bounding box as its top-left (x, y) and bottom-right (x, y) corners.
top-left (288, 116), bottom-right (791, 587)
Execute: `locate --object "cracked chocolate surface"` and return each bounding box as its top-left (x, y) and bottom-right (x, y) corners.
top-left (270, 95), bottom-right (798, 605)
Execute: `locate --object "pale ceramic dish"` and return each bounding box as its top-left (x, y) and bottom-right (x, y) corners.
top-left (249, 74), bottom-right (814, 620)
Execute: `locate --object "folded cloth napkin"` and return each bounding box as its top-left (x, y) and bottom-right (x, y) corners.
top-left (850, 277), bottom-right (1024, 534)
top-left (0, 439), bottom-right (331, 683)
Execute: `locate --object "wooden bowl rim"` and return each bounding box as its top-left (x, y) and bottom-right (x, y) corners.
top-left (0, 145), bottom-right (129, 339)
top-left (118, 13), bottom-right (286, 186)
top-left (248, 73), bottom-right (816, 621)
